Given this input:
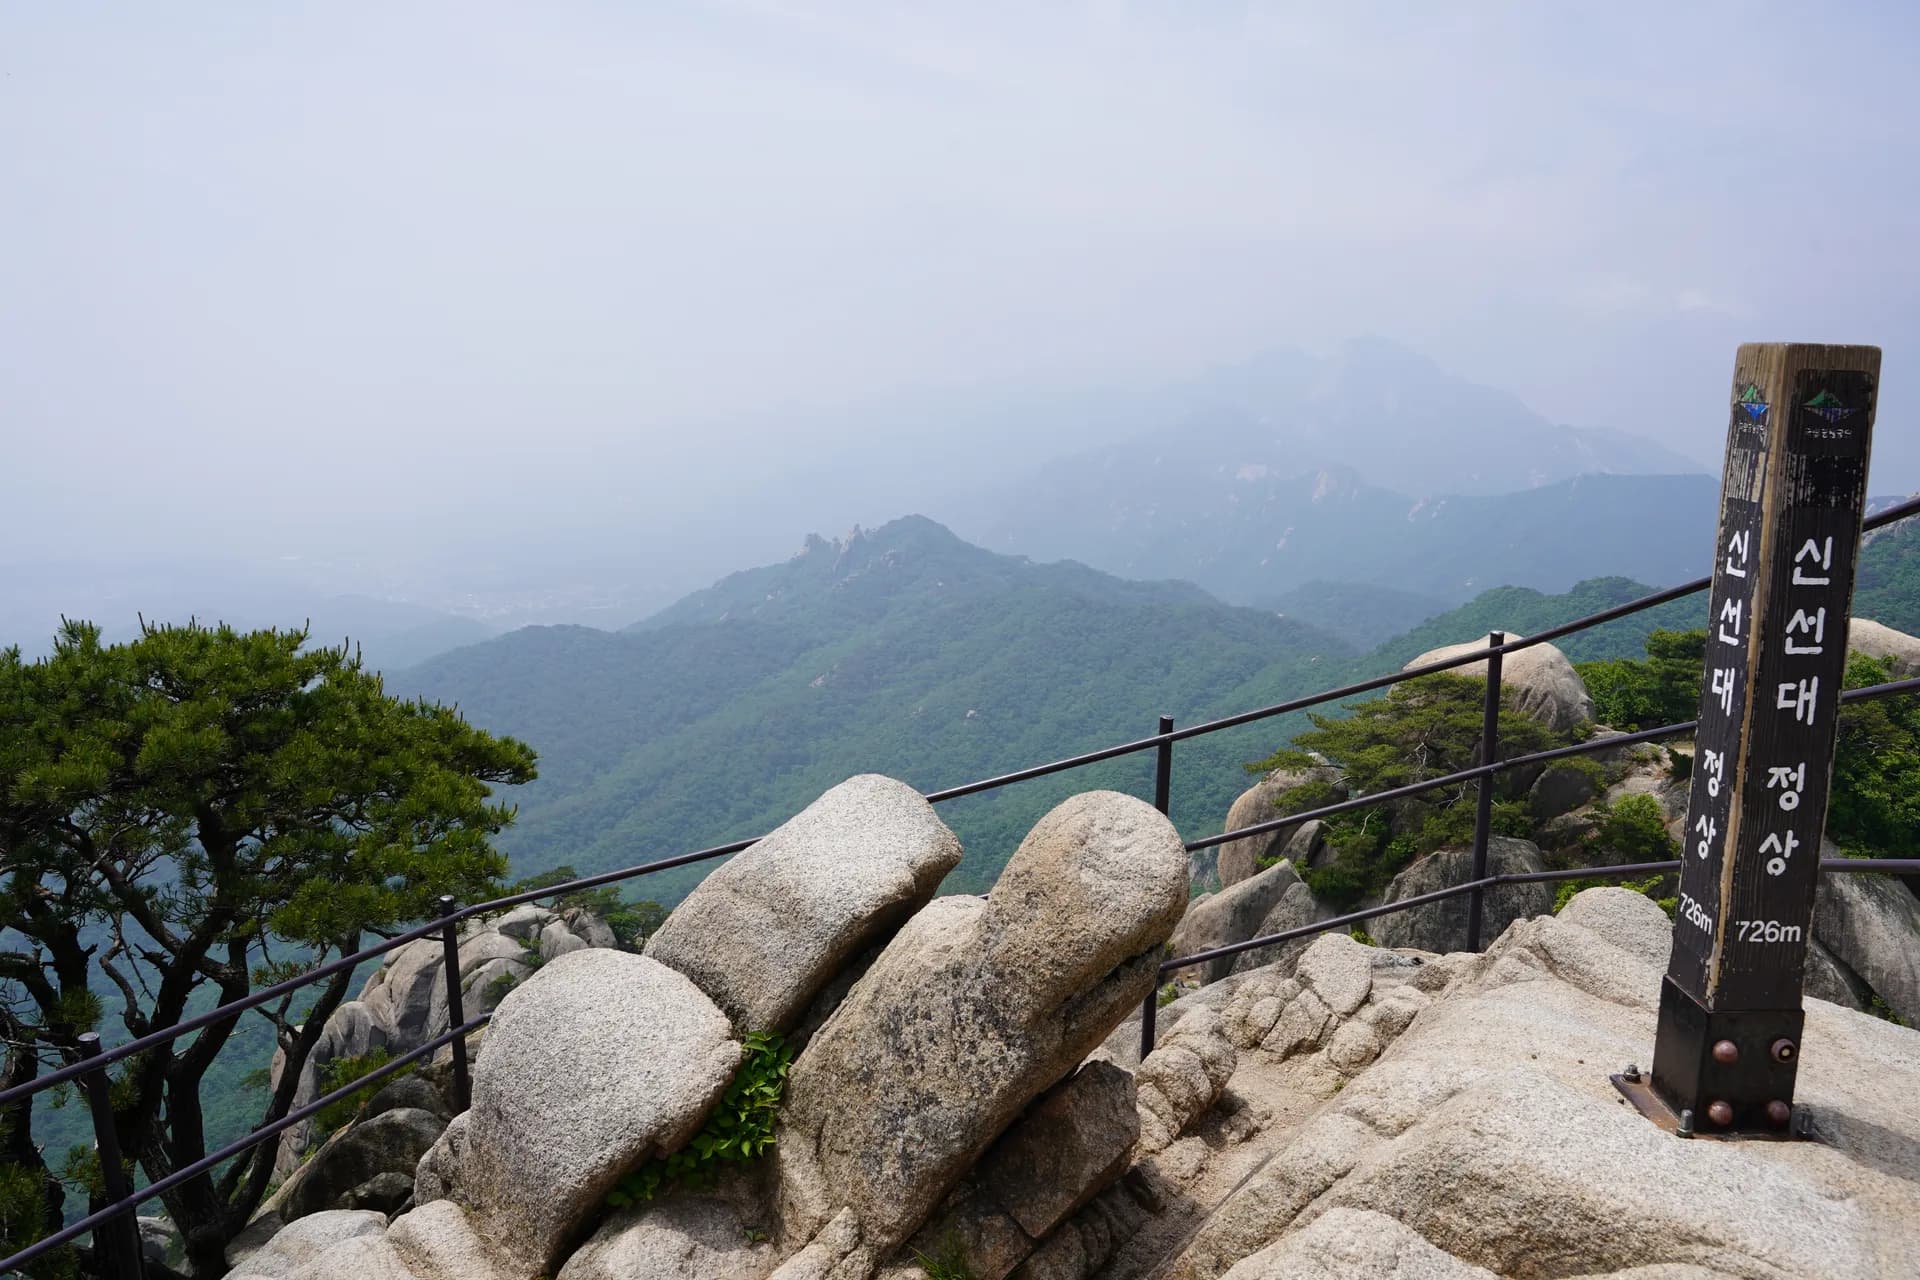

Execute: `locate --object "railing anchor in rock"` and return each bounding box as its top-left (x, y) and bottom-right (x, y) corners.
top-left (1614, 342), bottom-right (1880, 1140)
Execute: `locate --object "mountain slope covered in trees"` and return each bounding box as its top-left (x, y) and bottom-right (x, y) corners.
top-left (1367, 576), bottom-right (1709, 667)
top-left (394, 517), bottom-right (1362, 900)
top-left (1367, 503), bottom-right (1920, 670)
top-left (396, 502), bottom-right (1920, 906)
top-left (1857, 512), bottom-right (1920, 634)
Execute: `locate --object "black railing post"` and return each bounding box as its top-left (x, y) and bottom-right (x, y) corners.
top-left (1465, 632), bottom-right (1505, 953)
top-left (1153, 713), bottom-right (1174, 815)
top-left (1141, 714), bottom-right (1175, 1062)
top-left (438, 896), bottom-right (472, 1112)
top-left (75, 1032), bottom-right (145, 1280)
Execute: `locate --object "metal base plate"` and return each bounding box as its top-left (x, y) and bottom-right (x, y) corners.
top-left (1611, 1073), bottom-right (1811, 1142)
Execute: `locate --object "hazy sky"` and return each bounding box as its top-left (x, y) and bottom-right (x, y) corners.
top-left (4, 2), bottom-right (1918, 582)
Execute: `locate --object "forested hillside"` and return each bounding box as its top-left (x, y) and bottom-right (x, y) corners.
top-left (393, 500), bottom-right (1920, 909)
top-left (1368, 576), bottom-right (1708, 667)
top-left (1368, 508), bottom-right (1920, 670)
top-left (394, 517), bottom-right (1363, 900)
top-left (1857, 512), bottom-right (1920, 633)
top-left (1263, 579), bottom-right (1451, 649)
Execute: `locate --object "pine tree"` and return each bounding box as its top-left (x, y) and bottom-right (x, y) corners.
top-left (0, 620), bottom-right (535, 1276)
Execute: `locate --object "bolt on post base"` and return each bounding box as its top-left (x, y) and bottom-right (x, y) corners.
top-left (1616, 977), bottom-right (1811, 1141)
top-left (1612, 1072), bottom-right (1811, 1142)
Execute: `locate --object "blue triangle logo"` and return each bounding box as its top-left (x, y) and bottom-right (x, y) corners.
top-left (1742, 401), bottom-right (1768, 421)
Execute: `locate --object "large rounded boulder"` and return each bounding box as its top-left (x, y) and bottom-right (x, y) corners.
top-left (1402, 632), bottom-right (1592, 733)
top-left (773, 790), bottom-right (1189, 1257)
top-left (646, 773), bottom-right (962, 1034)
top-left (440, 949), bottom-right (742, 1276)
top-left (1169, 860), bottom-right (1309, 985)
top-left (1216, 766), bottom-right (1344, 887)
top-left (1371, 837), bottom-right (1555, 954)
top-left (1845, 617), bottom-right (1920, 677)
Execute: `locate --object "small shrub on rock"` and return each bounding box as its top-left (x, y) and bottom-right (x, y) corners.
top-left (914, 1234), bottom-right (976, 1280)
top-left (313, 1049), bottom-right (409, 1138)
top-left (1591, 793), bottom-right (1678, 863)
top-left (1553, 874), bottom-right (1675, 918)
top-left (604, 1031), bottom-right (793, 1208)
top-left (1244, 674), bottom-right (1573, 907)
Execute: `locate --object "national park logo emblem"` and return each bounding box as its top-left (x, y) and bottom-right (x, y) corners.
top-left (1804, 389), bottom-right (1854, 423)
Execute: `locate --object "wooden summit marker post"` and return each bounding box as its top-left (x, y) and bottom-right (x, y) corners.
top-left (1619, 343), bottom-right (1880, 1138)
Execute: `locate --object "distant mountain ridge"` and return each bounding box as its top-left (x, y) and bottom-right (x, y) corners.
top-left (395, 516), bottom-right (1361, 900)
top-left (391, 493), bottom-right (1920, 912)
top-left (633, 514), bottom-right (1214, 636)
top-left (983, 461), bottom-right (1720, 607)
top-left (1366, 576), bottom-right (1707, 668)
top-left (1264, 580), bottom-right (1452, 649)
top-left (1147, 338), bottom-right (1704, 495)
top-left (972, 339), bottom-right (1713, 606)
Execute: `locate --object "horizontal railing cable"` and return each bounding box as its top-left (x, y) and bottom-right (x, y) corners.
top-left (0, 1014), bottom-right (492, 1275)
top-left (1184, 674), bottom-right (1920, 855)
top-left (0, 840), bottom-right (768, 1108)
top-left (1158, 855), bottom-right (1920, 976)
top-left (0, 918), bottom-right (457, 1109)
top-left (1159, 859), bottom-right (1686, 973)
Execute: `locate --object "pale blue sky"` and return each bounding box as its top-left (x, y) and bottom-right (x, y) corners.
top-left (3, 2), bottom-right (1917, 573)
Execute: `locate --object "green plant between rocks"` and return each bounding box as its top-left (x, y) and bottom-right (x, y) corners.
top-left (1589, 793), bottom-right (1679, 864)
top-left (605, 1031), bottom-right (793, 1209)
top-left (1866, 991), bottom-right (1910, 1027)
top-left (913, 1233), bottom-right (977, 1280)
top-left (1243, 674), bottom-right (1573, 906)
top-left (1553, 873), bottom-right (1675, 919)
top-left (313, 1049), bottom-right (411, 1139)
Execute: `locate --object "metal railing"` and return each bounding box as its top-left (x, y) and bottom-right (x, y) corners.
top-left (6, 493), bottom-right (1920, 1277)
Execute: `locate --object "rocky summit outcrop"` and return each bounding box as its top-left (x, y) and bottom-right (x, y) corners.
top-left (1370, 835), bottom-right (1553, 954)
top-left (1402, 632), bottom-right (1592, 732)
top-left (1215, 1207), bottom-right (1498, 1279)
top-left (646, 773), bottom-right (962, 1033)
top-left (1135, 889), bottom-right (1920, 1280)
top-left (1215, 766), bottom-right (1344, 887)
top-left (1845, 615), bottom-right (1920, 676)
top-left (774, 790), bottom-right (1189, 1259)
top-left (227, 779), bottom-right (1201, 1280)
top-left (557, 1176), bottom-right (775, 1280)
top-left (428, 949), bottom-right (742, 1275)
top-left (1227, 877), bottom-right (1336, 980)
top-left (1813, 855), bottom-right (1920, 1025)
top-left (902, 1059), bottom-right (1142, 1278)
top-left (264, 1102), bottom-right (448, 1222)
top-left (224, 1210), bottom-right (390, 1279)
top-left (1134, 1007), bottom-right (1237, 1154)
top-left (273, 902), bottom-right (617, 1175)
top-left (220, 764), bottom-right (1920, 1280)
top-left (1168, 860), bottom-right (1308, 986)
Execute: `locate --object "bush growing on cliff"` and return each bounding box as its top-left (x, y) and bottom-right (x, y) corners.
top-left (1580, 631), bottom-right (1920, 861)
top-left (1590, 793), bottom-right (1679, 864)
top-left (1577, 629), bottom-right (1706, 730)
top-left (1244, 674), bottom-right (1571, 906)
top-left (312, 1049), bottom-right (409, 1140)
top-left (605, 1030), bottom-right (793, 1208)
